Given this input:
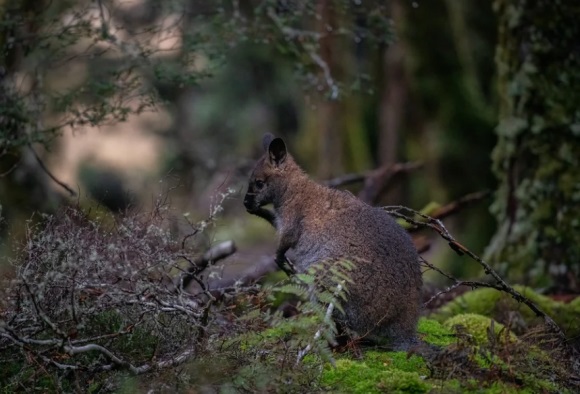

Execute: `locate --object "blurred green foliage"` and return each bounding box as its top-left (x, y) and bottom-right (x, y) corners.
top-left (1, 0), bottom-right (577, 297)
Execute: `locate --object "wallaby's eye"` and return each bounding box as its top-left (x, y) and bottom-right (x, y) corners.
top-left (255, 180), bottom-right (265, 190)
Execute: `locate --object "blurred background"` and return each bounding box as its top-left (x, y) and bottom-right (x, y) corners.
top-left (1, 0), bottom-right (578, 291)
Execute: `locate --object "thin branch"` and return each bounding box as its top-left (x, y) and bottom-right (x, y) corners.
top-left (323, 161), bottom-right (423, 204)
top-left (21, 280), bottom-right (67, 339)
top-left (95, 346), bottom-right (196, 374)
top-left (421, 276), bottom-right (500, 309)
top-left (27, 145), bottom-right (76, 197)
top-left (359, 162), bottom-right (424, 204)
top-left (174, 240), bottom-right (237, 291)
top-left (412, 190), bottom-right (491, 229)
top-left (2, 322), bottom-right (196, 375)
top-left (0, 155), bottom-right (22, 177)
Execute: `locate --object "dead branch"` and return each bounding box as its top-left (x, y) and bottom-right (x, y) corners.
top-left (407, 190), bottom-right (491, 252)
top-left (174, 240), bottom-right (237, 291)
top-left (324, 162), bottom-right (423, 202)
top-left (359, 162), bottom-right (423, 204)
top-left (0, 328), bottom-right (196, 374)
top-left (415, 190), bottom-right (492, 228)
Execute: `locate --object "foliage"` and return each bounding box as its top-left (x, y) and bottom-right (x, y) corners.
top-left (436, 316), bottom-right (575, 393)
top-left (322, 357), bottom-right (430, 394)
top-left (488, 0), bottom-right (580, 290)
top-left (0, 0), bottom-right (392, 153)
top-left (1, 200), bottom-right (577, 392)
top-left (416, 317), bottom-right (456, 347)
top-left (182, 258), bottom-right (354, 392)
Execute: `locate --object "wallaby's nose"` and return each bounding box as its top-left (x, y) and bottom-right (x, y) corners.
top-left (243, 194), bottom-right (253, 210)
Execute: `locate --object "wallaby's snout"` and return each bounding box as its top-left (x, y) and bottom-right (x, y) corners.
top-left (243, 191), bottom-right (257, 212)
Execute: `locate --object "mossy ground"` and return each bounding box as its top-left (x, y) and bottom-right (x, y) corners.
top-left (430, 285), bottom-right (580, 339)
top-left (321, 312), bottom-right (577, 393)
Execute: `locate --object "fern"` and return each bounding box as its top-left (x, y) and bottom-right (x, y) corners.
top-left (205, 258), bottom-right (355, 391)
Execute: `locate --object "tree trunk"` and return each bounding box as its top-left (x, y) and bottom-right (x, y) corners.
top-left (379, 0), bottom-right (407, 168)
top-left (487, 0), bottom-right (580, 291)
top-left (316, 0), bottom-right (344, 178)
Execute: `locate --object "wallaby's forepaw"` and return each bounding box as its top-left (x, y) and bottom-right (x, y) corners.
top-left (275, 254), bottom-right (296, 276)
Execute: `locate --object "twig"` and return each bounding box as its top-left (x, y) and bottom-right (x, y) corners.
top-left (419, 259), bottom-right (517, 311)
top-left (28, 145), bottom-right (76, 197)
top-left (414, 190), bottom-right (492, 228)
top-left (21, 281), bottom-right (67, 339)
top-left (324, 161), bottom-right (422, 189)
top-left (0, 155), bottom-right (21, 177)
top-left (359, 162), bottom-right (424, 204)
top-left (174, 240), bottom-right (237, 291)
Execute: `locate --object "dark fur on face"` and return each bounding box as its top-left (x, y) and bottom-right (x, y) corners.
top-left (243, 133), bottom-right (289, 212)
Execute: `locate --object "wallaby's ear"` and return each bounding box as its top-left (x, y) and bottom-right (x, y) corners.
top-left (262, 133), bottom-right (275, 152)
top-left (268, 138), bottom-right (287, 167)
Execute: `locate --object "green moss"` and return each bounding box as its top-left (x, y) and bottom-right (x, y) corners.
top-left (322, 358), bottom-right (429, 394)
top-left (432, 286), bottom-right (553, 321)
top-left (365, 351), bottom-right (429, 375)
top-left (430, 286), bottom-right (579, 339)
top-left (561, 296), bottom-right (580, 337)
top-left (491, 0), bottom-right (580, 290)
top-left (417, 317), bottom-right (456, 346)
top-left (444, 314), bottom-right (517, 346)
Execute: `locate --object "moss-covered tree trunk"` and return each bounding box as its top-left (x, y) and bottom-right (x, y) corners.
top-left (487, 0), bottom-right (580, 291)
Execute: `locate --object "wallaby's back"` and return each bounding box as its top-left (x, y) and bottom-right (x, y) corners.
top-left (244, 135), bottom-right (422, 349)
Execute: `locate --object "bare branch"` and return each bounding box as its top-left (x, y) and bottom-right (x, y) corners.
top-left (410, 190), bottom-right (492, 231)
top-left (323, 161), bottom-right (423, 205)
top-left (27, 145), bottom-right (76, 197)
top-left (174, 240), bottom-right (237, 291)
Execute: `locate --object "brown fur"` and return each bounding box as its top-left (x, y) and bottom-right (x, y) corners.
top-left (244, 134), bottom-right (422, 350)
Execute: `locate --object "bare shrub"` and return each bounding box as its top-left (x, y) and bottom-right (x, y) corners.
top-left (0, 194), bottom-right (354, 392)
top-left (0, 203), bottom-right (208, 390)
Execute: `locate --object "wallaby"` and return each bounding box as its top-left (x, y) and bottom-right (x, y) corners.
top-left (244, 134), bottom-right (422, 350)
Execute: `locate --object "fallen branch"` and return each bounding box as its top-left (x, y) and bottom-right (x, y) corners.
top-left (0, 328), bottom-right (196, 374)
